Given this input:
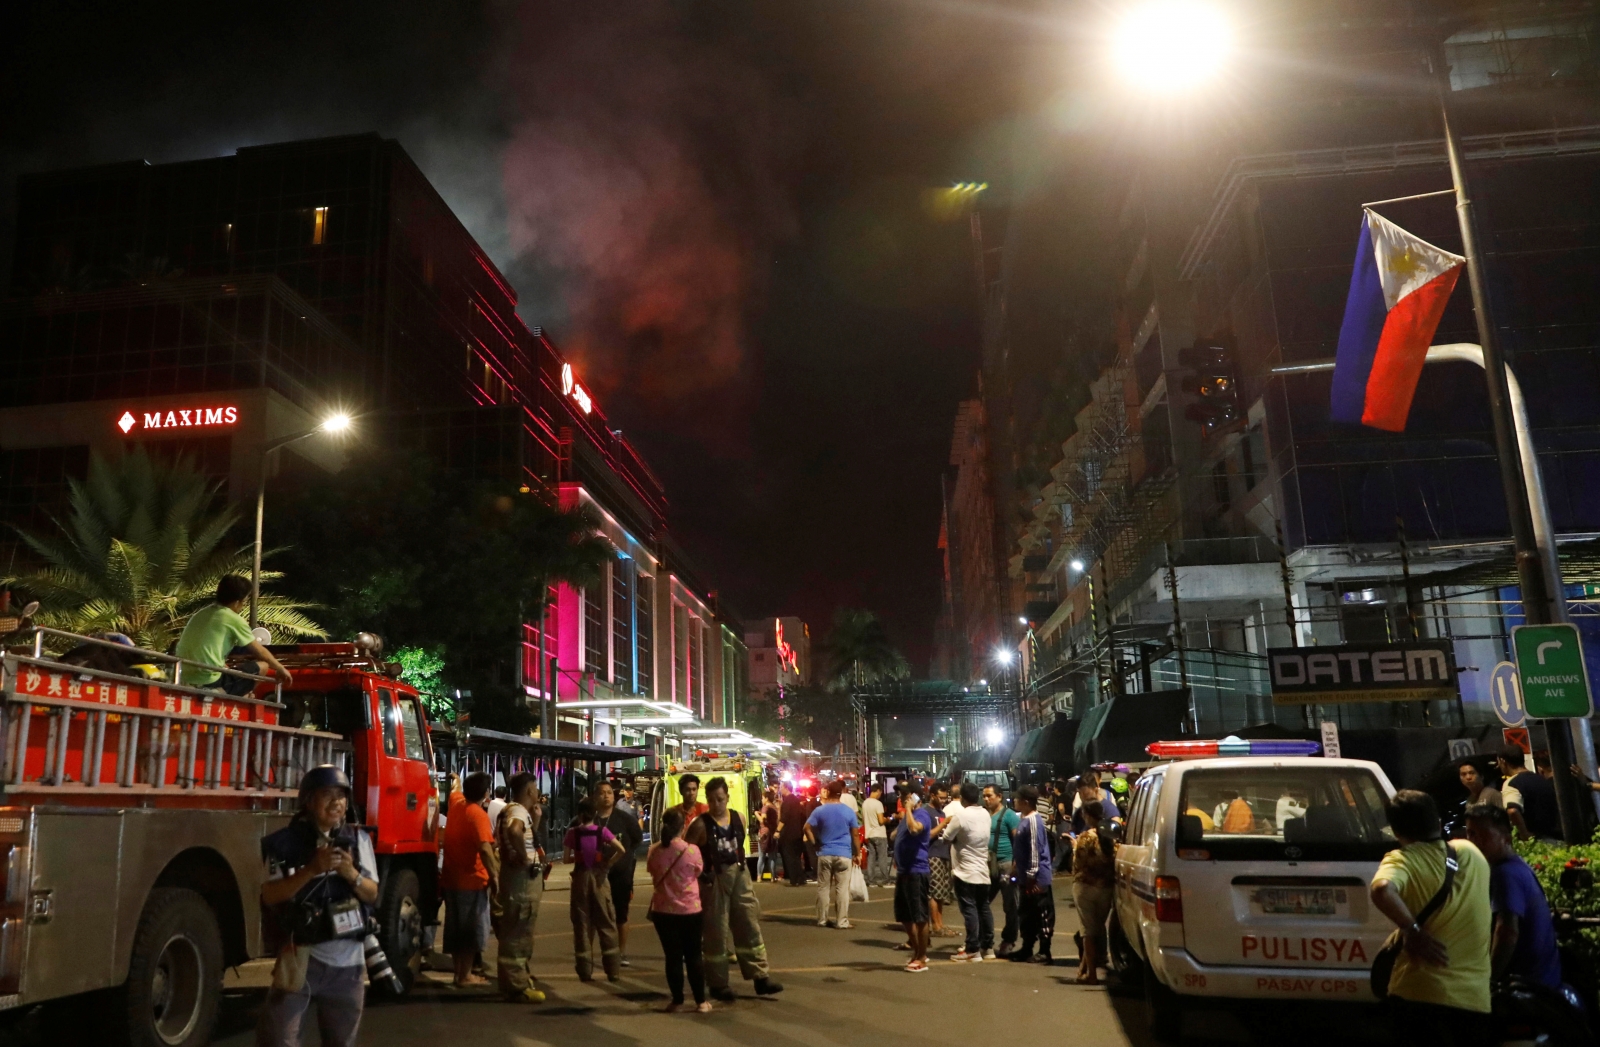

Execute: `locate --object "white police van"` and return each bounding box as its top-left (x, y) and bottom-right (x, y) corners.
top-left (1109, 744), bottom-right (1399, 1041)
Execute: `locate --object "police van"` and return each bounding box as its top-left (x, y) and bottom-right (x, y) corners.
top-left (1109, 741), bottom-right (1399, 1041)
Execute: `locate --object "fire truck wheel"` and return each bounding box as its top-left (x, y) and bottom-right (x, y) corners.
top-left (115, 888), bottom-right (223, 1047)
top-left (375, 867), bottom-right (422, 997)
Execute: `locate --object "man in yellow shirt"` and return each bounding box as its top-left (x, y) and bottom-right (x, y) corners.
top-left (1369, 789), bottom-right (1491, 1044)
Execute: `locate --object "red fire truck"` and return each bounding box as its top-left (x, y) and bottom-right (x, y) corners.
top-left (0, 630), bottom-right (440, 1047)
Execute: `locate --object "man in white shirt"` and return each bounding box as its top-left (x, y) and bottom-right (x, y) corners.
top-left (861, 783), bottom-right (890, 886)
top-left (939, 780), bottom-right (995, 961)
top-left (841, 782), bottom-right (861, 816)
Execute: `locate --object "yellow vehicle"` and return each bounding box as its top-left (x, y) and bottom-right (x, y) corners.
top-left (648, 757), bottom-right (766, 858)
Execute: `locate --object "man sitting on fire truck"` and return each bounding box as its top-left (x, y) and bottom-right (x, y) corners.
top-left (176, 574), bottom-right (294, 695)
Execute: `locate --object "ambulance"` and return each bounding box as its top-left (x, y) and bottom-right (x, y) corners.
top-left (648, 757), bottom-right (766, 859)
top-left (1109, 739), bottom-right (1399, 1042)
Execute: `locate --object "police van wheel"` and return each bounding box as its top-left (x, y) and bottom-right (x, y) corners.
top-left (1143, 964), bottom-right (1184, 1043)
top-left (375, 868), bottom-right (422, 997)
top-left (116, 888), bottom-right (223, 1047)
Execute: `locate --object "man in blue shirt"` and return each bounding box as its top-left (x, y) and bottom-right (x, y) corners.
top-left (1464, 802), bottom-right (1562, 989)
top-left (894, 783), bottom-right (938, 972)
top-left (805, 781), bottom-right (860, 929)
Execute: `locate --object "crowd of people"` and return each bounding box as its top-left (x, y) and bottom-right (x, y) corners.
top-left (739, 770), bottom-right (1130, 979)
top-left (252, 749), bottom-right (1589, 1046)
top-left (437, 769), bottom-right (784, 1014)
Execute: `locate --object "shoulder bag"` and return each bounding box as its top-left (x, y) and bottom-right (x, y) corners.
top-left (1371, 842), bottom-right (1457, 1000)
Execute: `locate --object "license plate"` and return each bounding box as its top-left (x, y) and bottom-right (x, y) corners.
top-left (1253, 887), bottom-right (1344, 915)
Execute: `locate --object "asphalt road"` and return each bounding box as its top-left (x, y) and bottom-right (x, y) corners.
top-left (8, 875), bottom-right (1395, 1046)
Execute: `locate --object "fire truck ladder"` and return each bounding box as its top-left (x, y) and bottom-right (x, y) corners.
top-left (0, 630), bottom-right (341, 799)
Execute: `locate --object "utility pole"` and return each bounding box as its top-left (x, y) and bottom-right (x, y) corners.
top-left (1165, 541), bottom-right (1193, 732)
top-left (1431, 44), bottom-right (1586, 841)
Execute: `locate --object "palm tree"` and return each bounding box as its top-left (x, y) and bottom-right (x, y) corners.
top-left (823, 607), bottom-right (909, 690)
top-left (8, 447), bottom-right (324, 652)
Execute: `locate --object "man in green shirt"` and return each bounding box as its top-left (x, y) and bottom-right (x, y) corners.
top-left (983, 784), bottom-right (1021, 957)
top-left (176, 575), bottom-right (293, 695)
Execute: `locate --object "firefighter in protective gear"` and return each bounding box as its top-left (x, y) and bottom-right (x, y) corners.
top-left (685, 776), bottom-right (784, 1001)
top-left (495, 772), bottom-right (548, 1002)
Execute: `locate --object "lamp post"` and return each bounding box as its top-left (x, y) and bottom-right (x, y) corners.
top-left (251, 413), bottom-right (351, 628)
top-left (1110, 3), bottom-right (1589, 839)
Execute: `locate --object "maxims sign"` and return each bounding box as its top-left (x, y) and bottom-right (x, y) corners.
top-left (117, 405), bottom-right (239, 435)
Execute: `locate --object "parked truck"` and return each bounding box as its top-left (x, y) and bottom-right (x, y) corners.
top-left (0, 630), bottom-right (440, 1047)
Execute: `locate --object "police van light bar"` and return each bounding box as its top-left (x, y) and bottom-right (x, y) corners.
top-left (1147, 736), bottom-right (1322, 759)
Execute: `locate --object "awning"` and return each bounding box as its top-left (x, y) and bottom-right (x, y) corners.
top-left (431, 726), bottom-right (651, 762)
top-left (1009, 727), bottom-right (1047, 766)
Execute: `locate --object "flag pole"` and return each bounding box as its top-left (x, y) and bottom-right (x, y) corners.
top-left (1431, 44), bottom-right (1589, 842)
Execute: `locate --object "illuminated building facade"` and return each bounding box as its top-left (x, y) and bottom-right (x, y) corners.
top-left (0, 133), bottom-right (746, 754)
top-left (744, 616), bottom-right (810, 695)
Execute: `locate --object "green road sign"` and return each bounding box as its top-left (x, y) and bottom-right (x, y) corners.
top-left (1512, 623), bottom-right (1594, 718)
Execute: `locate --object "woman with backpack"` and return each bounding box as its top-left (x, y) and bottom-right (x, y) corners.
top-left (563, 795), bottom-right (626, 981)
top-left (1071, 799), bottom-right (1116, 985)
top-left (647, 808), bottom-right (711, 1012)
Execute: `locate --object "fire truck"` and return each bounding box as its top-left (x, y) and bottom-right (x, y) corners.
top-left (0, 630), bottom-right (440, 1047)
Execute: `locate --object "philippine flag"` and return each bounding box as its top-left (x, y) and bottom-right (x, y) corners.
top-left (1329, 209), bottom-right (1465, 432)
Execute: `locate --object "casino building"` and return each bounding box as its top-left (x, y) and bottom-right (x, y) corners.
top-left (0, 133), bottom-right (748, 756)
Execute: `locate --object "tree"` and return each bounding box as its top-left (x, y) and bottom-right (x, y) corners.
top-left (272, 449), bottom-right (610, 732)
top-left (823, 607), bottom-right (909, 690)
top-left (7, 448), bottom-right (323, 651)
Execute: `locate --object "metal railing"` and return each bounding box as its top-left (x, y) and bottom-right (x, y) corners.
top-left (0, 629), bottom-right (341, 796)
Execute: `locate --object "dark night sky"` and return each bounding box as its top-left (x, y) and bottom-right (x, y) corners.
top-left (1, 1), bottom-right (1064, 669)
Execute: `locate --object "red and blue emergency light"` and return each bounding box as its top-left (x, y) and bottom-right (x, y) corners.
top-left (1146, 737), bottom-right (1322, 759)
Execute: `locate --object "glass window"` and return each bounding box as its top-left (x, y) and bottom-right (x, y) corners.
top-left (1126, 777), bottom-right (1151, 845)
top-left (1140, 774), bottom-right (1164, 846)
top-left (377, 687), bottom-right (398, 757)
top-left (1176, 766), bottom-right (1394, 861)
top-left (636, 573), bottom-right (653, 696)
top-left (397, 697), bottom-right (427, 763)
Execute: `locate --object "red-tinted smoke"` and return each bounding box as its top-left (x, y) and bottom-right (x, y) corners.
top-left (499, 3), bottom-right (793, 419)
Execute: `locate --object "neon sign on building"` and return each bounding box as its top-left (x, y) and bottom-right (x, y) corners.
top-left (560, 362), bottom-right (593, 415)
top-left (117, 406), bottom-right (239, 435)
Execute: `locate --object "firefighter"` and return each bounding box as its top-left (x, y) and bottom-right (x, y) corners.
top-left (257, 765), bottom-right (379, 1047)
top-left (685, 776), bottom-right (784, 1002)
top-left (495, 772), bottom-right (548, 1002)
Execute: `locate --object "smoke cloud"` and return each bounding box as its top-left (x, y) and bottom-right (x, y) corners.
top-left (498, 3), bottom-right (794, 415)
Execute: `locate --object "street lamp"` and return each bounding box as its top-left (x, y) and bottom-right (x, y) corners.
top-left (994, 649), bottom-right (1013, 666)
top-left (1111, 1), bottom-right (1233, 94)
top-left (1069, 559), bottom-right (1085, 573)
top-left (985, 725), bottom-right (1004, 747)
top-left (251, 412), bottom-right (353, 629)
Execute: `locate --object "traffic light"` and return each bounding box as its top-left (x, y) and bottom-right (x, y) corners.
top-left (1177, 336), bottom-right (1243, 436)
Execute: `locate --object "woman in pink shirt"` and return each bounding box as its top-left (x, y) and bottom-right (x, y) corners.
top-left (647, 808), bottom-right (709, 1011)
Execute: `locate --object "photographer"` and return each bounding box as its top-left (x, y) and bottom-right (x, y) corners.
top-left (257, 765), bottom-right (379, 1047)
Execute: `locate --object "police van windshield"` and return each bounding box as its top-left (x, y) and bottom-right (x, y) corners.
top-left (1176, 766), bottom-right (1395, 861)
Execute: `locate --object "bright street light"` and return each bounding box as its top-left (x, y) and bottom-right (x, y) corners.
top-left (985, 726), bottom-right (1004, 747)
top-left (1018, 616), bottom-right (1029, 625)
top-left (994, 649), bottom-right (1014, 665)
top-left (1070, 559), bottom-right (1085, 573)
top-left (1111, 1), bottom-right (1233, 94)
top-left (251, 411), bottom-right (356, 628)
